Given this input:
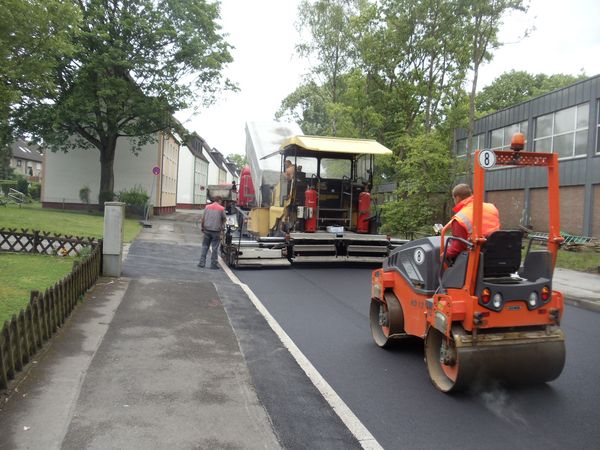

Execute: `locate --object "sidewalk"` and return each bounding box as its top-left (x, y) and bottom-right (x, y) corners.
top-left (553, 267), bottom-right (600, 313)
top-left (0, 211), bottom-right (361, 450)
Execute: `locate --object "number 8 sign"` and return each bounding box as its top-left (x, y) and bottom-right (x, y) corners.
top-left (478, 149), bottom-right (496, 169)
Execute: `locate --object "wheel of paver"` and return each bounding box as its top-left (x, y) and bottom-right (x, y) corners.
top-left (369, 292), bottom-right (404, 348)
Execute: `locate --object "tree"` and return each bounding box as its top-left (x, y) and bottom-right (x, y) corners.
top-left (0, 0), bottom-right (79, 178)
top-left (22, 0), bottom-right (233, 205)
top-left (381, 132), bottom-right (454, 237)
top-left (296, 0), bottom-right (360, 135)
top-left (226, 153), bottom-right (247, 171)
top-left (476, 70), bottom-right (587, 113)
top-left (462, 0), bottom-right (527, 177)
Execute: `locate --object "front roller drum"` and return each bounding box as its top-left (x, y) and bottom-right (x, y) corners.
top-left (370, 292), bottom-right (406, 348)
top-left (425, 327), bottom-right (566, 393)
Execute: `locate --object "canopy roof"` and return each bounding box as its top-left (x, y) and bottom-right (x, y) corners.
top-left (280, 135), bottom-right (392, 156)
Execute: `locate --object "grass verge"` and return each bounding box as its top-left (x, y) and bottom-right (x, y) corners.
top-left (0, 202), bottom-right (140, 242)
top-left (0, 253), bottom-right (76, 325)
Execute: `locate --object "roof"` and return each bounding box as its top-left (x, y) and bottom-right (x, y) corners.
top-left (185, 133), bottom-right (210, 163)
top-left (11, 139), bottom-right (43, 162)
top-left (280, 135), bottom-right (392, 156)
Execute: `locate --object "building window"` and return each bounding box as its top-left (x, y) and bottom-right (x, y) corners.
top-left (490, 121), bottom-right (528, 150)
top-left (534, 103), bottom-right (589, 158)
top-left (16, 159), bottom-right (22, 167)
top-left (456, 134), bottom-right (484, 158)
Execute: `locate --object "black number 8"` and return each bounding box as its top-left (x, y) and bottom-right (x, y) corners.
top-left (484, 153), bottom-right (490, 166)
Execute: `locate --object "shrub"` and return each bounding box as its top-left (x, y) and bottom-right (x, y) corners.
top-left (79, 185), bottom-right (91, 204)
top-left (117, 185), bottom-right (149, 218)
top-left (117, 185), bottom-right (149, 207)
top-left (16, 175), bottom-right (29, 194)
top-left (0, 180), bottom-right (17, 195)
top-left (29, 182), bottom-right (41, 200)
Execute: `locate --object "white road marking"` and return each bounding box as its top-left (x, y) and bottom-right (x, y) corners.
top-left (220, 258), bottom-right (383, 450)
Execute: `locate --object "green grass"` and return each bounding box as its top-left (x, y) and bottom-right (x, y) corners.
top-left (555, 248), bottom-right (600, 273)
top-left (0, 253), bottom-right (75, 325)
top-left (0, 202), bottom-right (140, 242)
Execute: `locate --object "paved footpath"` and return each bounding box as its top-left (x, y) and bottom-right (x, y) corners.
top-left (0, 212), bottom-right (361, 450)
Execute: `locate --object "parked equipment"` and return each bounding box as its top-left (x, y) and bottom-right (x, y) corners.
top-left (221, 128), bottom-right (406, 268)
top-left (370, 134), bottom-right (566, 392)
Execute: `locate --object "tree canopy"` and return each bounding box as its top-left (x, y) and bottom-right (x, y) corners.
top-left (20, 0), bottom-right (234, 204)
top-left (476, 70), bottom-right (588, 113)
top-left (0, 0), bottom-right (79, 178)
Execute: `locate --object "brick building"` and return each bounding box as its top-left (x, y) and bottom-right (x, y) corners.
top-left (455, 74), bottom-right (600, 237)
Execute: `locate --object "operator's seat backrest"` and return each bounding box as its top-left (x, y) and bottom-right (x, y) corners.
top-left (481, 230), bottom-right (523, 278)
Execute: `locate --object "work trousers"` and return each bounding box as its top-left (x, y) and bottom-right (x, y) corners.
top-left (199, 230), bottom-right (221, 267)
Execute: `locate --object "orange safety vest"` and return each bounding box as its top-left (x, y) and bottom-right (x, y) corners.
top-left (451, 195), bottom-right (500, 238)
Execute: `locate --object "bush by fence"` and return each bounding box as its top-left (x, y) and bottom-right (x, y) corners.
top-left (0, 229), bottom-right (102, 390)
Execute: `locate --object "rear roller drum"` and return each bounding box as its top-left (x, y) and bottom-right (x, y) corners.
top-left (370, 292), bottom-right (405, 348)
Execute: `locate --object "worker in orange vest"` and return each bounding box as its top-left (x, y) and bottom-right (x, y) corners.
top-left (445, 183), bottom-right (500, 261)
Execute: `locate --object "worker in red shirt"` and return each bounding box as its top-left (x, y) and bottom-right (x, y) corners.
top-left (198, 196), bottom-right (227, 269)
top-left (445, 184), bottom-right (500, 262)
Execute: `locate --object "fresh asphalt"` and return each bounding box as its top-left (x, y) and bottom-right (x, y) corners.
top-left (0, 214), bottom-right (361, 449)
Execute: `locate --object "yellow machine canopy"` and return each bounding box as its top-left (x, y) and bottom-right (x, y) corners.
top-left (280, 135), bottom-right (392, 156)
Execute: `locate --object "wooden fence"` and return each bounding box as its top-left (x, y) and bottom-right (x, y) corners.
top-left (0, 229), bottom-right (103, 390)
top-left (0, 227), bottom-right (98, 256)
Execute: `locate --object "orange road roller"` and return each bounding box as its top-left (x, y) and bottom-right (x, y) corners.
top-left (370, 136), bottom-right (566, 392)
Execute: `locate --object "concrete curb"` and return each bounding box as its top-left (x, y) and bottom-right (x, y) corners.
top-left (564, 296), bottom-right (600, 313)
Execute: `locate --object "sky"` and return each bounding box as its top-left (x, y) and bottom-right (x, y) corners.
top-left (175, 0), bottom-right (600, 157)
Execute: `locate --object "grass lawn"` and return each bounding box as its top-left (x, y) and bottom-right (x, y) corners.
top-left (556, 248), bottom-right (600, 273)
top-left (0, 202), bottom-right (140, 242)
top-left (0, 253), bottom-right (76, 325)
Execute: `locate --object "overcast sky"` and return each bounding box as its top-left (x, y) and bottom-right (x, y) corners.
top-left (175, 0), bottom-right (600, 157)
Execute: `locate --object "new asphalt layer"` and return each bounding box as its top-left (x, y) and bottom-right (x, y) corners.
top-left (0, 210), bottom-right (598, 449)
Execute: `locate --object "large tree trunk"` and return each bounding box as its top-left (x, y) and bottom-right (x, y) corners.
top-left (98, 135), bottom-right (118, 208)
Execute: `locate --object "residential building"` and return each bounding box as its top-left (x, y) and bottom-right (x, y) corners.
top-left (9, 139), bottom-right (43, 181)
top-left (42, 131), bottom-right (181, 214)
top-left (177, 133), bottom-right (210, 209)
top-left (454, 74), bottom-right (600, 237)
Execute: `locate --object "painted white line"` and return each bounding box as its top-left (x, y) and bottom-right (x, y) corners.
top-left (220, 258), bottom-right (383, 450)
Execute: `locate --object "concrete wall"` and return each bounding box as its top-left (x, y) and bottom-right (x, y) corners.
top-left (42, 137), bottom-right (160, 205)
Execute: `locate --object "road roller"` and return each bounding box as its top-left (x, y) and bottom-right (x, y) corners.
top-left (370, 136), bottom-right (566, 392)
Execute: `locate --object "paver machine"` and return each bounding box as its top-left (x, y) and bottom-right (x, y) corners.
top-left (222, 134), bottom-right (406, 267)
top-left (370, 134), bottom-right (566, 392)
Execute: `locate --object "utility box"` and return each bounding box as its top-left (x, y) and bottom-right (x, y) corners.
top-left (103, 202), bottom-right (125, 277)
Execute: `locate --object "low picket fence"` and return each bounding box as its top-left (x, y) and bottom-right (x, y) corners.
top-left (0, 229), bottom-right (102, 390)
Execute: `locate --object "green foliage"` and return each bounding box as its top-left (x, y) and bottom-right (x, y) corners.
top-left (29, 183), bottom-right (41, 201)
top-left (0, 0), bottom-right (79, 170)
top-left (0, 179), bottom-right (17, 195)
top-left (381, 133), bottom-right (454, 236)
top-left (19, 0), bottom-right (234, 205)
top-left (16, 176), bottom-right (29, 194)
top-left (117, 185), bottom-right (149, 208)
top-left (476, 70), bottom-right (588, 113)
top-left (79, 186), bottom-right (91, 204)
top-left (226, 154), bottom-right (248, 171)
